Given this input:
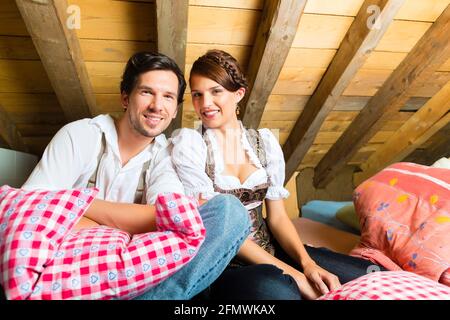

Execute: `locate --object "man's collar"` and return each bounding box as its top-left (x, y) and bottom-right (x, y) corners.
top-left (89, 114), bottom-right (115, 133)
top-left (153, 133), bottom-right (168, 149)
top-left (90, 114), bottom-right (168, 151)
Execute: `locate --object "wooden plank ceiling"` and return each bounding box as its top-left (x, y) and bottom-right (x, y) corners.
top-left (0, 0), bottom-right (449, 188)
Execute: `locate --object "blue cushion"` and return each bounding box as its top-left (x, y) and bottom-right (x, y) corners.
top-left (301, 200), bottom-right (359, 235)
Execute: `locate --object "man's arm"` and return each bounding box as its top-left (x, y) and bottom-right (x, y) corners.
top-left (81, 143), bottom-right (185, 235)
top-left (73, 216), bottom-right (100, 231)
top-left (83, 199), bottom-right (156, 235)
top-left (82, 142), bottom-right (183, 234)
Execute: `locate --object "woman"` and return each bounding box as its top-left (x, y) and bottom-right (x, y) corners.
top-left (171, 50), bottom-right (381, 300)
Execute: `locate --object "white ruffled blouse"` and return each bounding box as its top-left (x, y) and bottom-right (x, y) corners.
top-left (171, 123), bottom-right (289, 202)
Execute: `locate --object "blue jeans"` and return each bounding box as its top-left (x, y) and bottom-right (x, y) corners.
top-left (197, 264), bottom-right (302, 300)
top-left (133, 194), bottom-right (250, 300)
top-left (194, 242), bottom-right (387, 300)
top-left (303, 246), bottom-right (387, 284)
top-left (274, 241), bottom-right (387, 284)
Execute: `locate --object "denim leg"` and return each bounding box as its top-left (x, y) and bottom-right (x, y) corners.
top-left (304, 246), bottom-right (387, 284)
top-left (133, 194), bottom-right (250, 300)
top-left (207, 264), bottom-right (302, 300)
top-left (273, 241), bottom-right (386, 285)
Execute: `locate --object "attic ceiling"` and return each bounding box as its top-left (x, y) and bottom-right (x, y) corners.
top-left (0, 0), bottom-right (449, 188)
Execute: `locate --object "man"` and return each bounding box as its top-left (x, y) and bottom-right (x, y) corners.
top-left (22, 52), bottom-right (250, 300)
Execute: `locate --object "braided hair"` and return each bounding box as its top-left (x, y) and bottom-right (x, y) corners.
top-left (190, 50), bottom-right (248, 93)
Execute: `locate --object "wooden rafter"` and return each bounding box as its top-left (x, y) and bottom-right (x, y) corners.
top-left (156, 0), bottom-right (189, 135)
top-left (241, 0), bottom-right (306, 129)
top-left (0, 104), bottom-right (28, 153)
top-left (283, 0), bottom-right (404, 183)
top-left (403, 123), bottom-right (450, 166)
top-left (354, 80), bottom-right (450, 185)
top-left (15, 0), bottom-right (97, 121)
top-left (314, 4), bottom-right (450, 188)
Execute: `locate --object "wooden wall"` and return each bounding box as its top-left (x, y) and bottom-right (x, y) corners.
top-left (0, 0), bottom-right (448, 196)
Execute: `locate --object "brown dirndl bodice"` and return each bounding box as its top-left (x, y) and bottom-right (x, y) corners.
top-left (202, 127), bottom-right (275, 265)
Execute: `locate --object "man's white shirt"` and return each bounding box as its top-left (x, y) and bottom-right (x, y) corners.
top-left (22, 114), bottom-right (184, 204)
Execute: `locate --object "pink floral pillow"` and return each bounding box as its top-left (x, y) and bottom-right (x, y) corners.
top-left (350, 162), bottom-right (450, 284)
top-left (0, 186), bottom-right (205, 300)
top-left (318, 271), bottom-right (450, 300)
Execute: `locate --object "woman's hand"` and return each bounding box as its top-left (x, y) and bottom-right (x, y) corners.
top-left (284, 267), bottom-right (321, 300)
top-left (302, 260), bottom-right (341, 295)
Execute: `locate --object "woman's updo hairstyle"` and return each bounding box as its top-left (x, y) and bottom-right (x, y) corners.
top-left (190, 50), bottom-right (248, 92)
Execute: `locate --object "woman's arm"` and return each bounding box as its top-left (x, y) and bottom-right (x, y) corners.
top-left (265, 199), bottom-right (314, 268)
top-left (265, 198), bottom-right (341, 294)
top-left (82, 199), bottom-right (157, 235)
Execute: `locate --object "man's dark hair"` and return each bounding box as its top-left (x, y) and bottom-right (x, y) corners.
top-left (120, 51), bottom-right (186, 105)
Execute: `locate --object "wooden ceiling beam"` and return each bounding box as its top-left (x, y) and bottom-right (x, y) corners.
top-left (313, 4), bottom-right (450, 188)
top-left (0, 104), bottom-right (28, 153)
top-left (156, 0), bottom-right (189, 135)
top-left (354, 80), bottom-right (450, 185)
top-left (403, 123), bottom-right (450, 166)
top-left (15, 0), bottom-right (98, 122)
top-left (283, 0), bottom-right (404, 183)
top-left (241, 0), bottom-right (306, 129)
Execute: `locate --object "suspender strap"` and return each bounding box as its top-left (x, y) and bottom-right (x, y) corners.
top-left (245, 128), bottom-right (268, 168)
top-left (134, 160), bottom-right (151, 204)
top-left (87, 132), bottom-right (106, 189)
top-left (86, 132), bottom-right (150, 204)
top-left (204, 132), bottom-right (216, 184)
top-left (245, 128), bottom-right (272, 186)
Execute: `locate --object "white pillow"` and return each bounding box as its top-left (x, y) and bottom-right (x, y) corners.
top-left (431, 157), bottom-right (450, 169)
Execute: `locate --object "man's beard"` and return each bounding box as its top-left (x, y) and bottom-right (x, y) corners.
top-left (129, 111), bottom-right (166, 138)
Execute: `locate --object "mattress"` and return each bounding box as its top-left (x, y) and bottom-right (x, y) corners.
top-left (291, 217), bottom-right (360, 255)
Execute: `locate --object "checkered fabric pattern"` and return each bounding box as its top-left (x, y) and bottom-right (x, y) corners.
top-left (29, 192), bottom-right (205, 300)
top-left (0, 186), bottom-right (205, 300)
top-left (318, 271), bottom-right (450, 300)
top-left (0, 185), bottom-right (97, 300)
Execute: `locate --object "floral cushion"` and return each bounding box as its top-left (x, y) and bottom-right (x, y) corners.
top-left (350, 162), bottom-right (450, 285)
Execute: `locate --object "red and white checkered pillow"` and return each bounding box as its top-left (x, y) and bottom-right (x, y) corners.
top-left (0, 186), bottom-right (97, 300)
top-left (0, 186), bottom-right (205, 300)
top-left (318, 271), bottom-right (450, 300)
